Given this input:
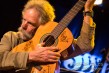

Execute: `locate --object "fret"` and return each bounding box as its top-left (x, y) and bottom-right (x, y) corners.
top-left (51, 0), bottom-right (86, 39)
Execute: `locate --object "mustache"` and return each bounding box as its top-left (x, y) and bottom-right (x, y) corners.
top-left (18, 27), bottom-right (33, 40)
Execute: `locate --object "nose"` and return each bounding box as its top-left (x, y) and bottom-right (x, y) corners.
top-left (21, 19), bottom-right (28, 29)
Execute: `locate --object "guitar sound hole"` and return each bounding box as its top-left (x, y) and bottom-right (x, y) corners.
top-left (43, 35), bottom-right (55, 47)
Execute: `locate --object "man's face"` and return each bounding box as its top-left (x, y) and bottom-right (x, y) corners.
top-left (19, 8), bottom-right (41, 40)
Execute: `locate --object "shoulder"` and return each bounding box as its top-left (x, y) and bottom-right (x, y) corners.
top-left (1, 31), bottom-right (21, 48)
top-left (2, 31), bottom-right (19, 42)
top-left (3, 31), bottom-right (18, 37)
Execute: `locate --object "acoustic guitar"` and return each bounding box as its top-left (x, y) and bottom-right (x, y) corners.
top-left (12, 0), bottom-right (86, 73)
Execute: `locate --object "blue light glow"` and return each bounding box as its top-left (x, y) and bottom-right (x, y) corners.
top-left (61, 53), bottom-right (102, 72)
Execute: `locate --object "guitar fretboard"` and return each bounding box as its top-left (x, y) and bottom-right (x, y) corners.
top-left (51, 0), bottom-right (86, 39)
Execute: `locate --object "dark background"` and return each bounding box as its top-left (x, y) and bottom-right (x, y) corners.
top-left (0, 0), bottom-right (109, 48)
top-left (0, 0), bottom-right (109, 72)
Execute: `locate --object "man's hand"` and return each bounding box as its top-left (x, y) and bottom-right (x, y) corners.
top-left (84, 0), bottom-right (96, 11)
top-left (28, 43), bottom-right (61, 63)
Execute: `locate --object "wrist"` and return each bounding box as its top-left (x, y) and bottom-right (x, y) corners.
top-left (84, 8), bottom-right (93, 12)
top-left (83, 10), bottom-right (94, 17)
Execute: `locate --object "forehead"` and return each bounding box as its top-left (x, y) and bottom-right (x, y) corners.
top-left (23, 8), bottom-right (40, 18)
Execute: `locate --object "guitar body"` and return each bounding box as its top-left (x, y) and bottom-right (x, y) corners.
top-left (32, 21), bottom-right (73, 53)
top-left (12, 21), bottom-right (73, 73)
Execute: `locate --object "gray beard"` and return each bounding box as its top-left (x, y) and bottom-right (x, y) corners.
top-left (18, 27), bottom-right (34, 40)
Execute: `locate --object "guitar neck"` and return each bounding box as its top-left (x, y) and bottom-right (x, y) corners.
top-left (51, 0), bottom-right (86, 39)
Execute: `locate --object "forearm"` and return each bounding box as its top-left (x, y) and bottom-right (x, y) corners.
top-left (76, 19), bottom-right (96, 52)
top-left (75, 0), bottom-right (96, 53)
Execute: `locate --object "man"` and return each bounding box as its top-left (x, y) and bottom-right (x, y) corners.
top-left (0, 0), bottom-right (96, 73)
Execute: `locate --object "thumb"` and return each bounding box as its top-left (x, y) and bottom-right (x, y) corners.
top-left (37, 42), bottom-right (45, 47)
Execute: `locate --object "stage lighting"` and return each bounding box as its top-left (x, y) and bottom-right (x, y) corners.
top-left (94, 0), bottom-right (103, 5)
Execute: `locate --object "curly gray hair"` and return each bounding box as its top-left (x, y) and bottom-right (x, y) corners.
top-left (22, 0), bottom-right (55, 24)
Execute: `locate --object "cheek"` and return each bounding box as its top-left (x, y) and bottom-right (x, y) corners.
top-left (27, 26), bottom-right (36, 33)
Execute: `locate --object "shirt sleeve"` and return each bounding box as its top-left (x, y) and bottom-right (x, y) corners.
top-left (0, 31), bottom-right (29, 70)
top-left (74, 21), bottom-right (96, 53)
